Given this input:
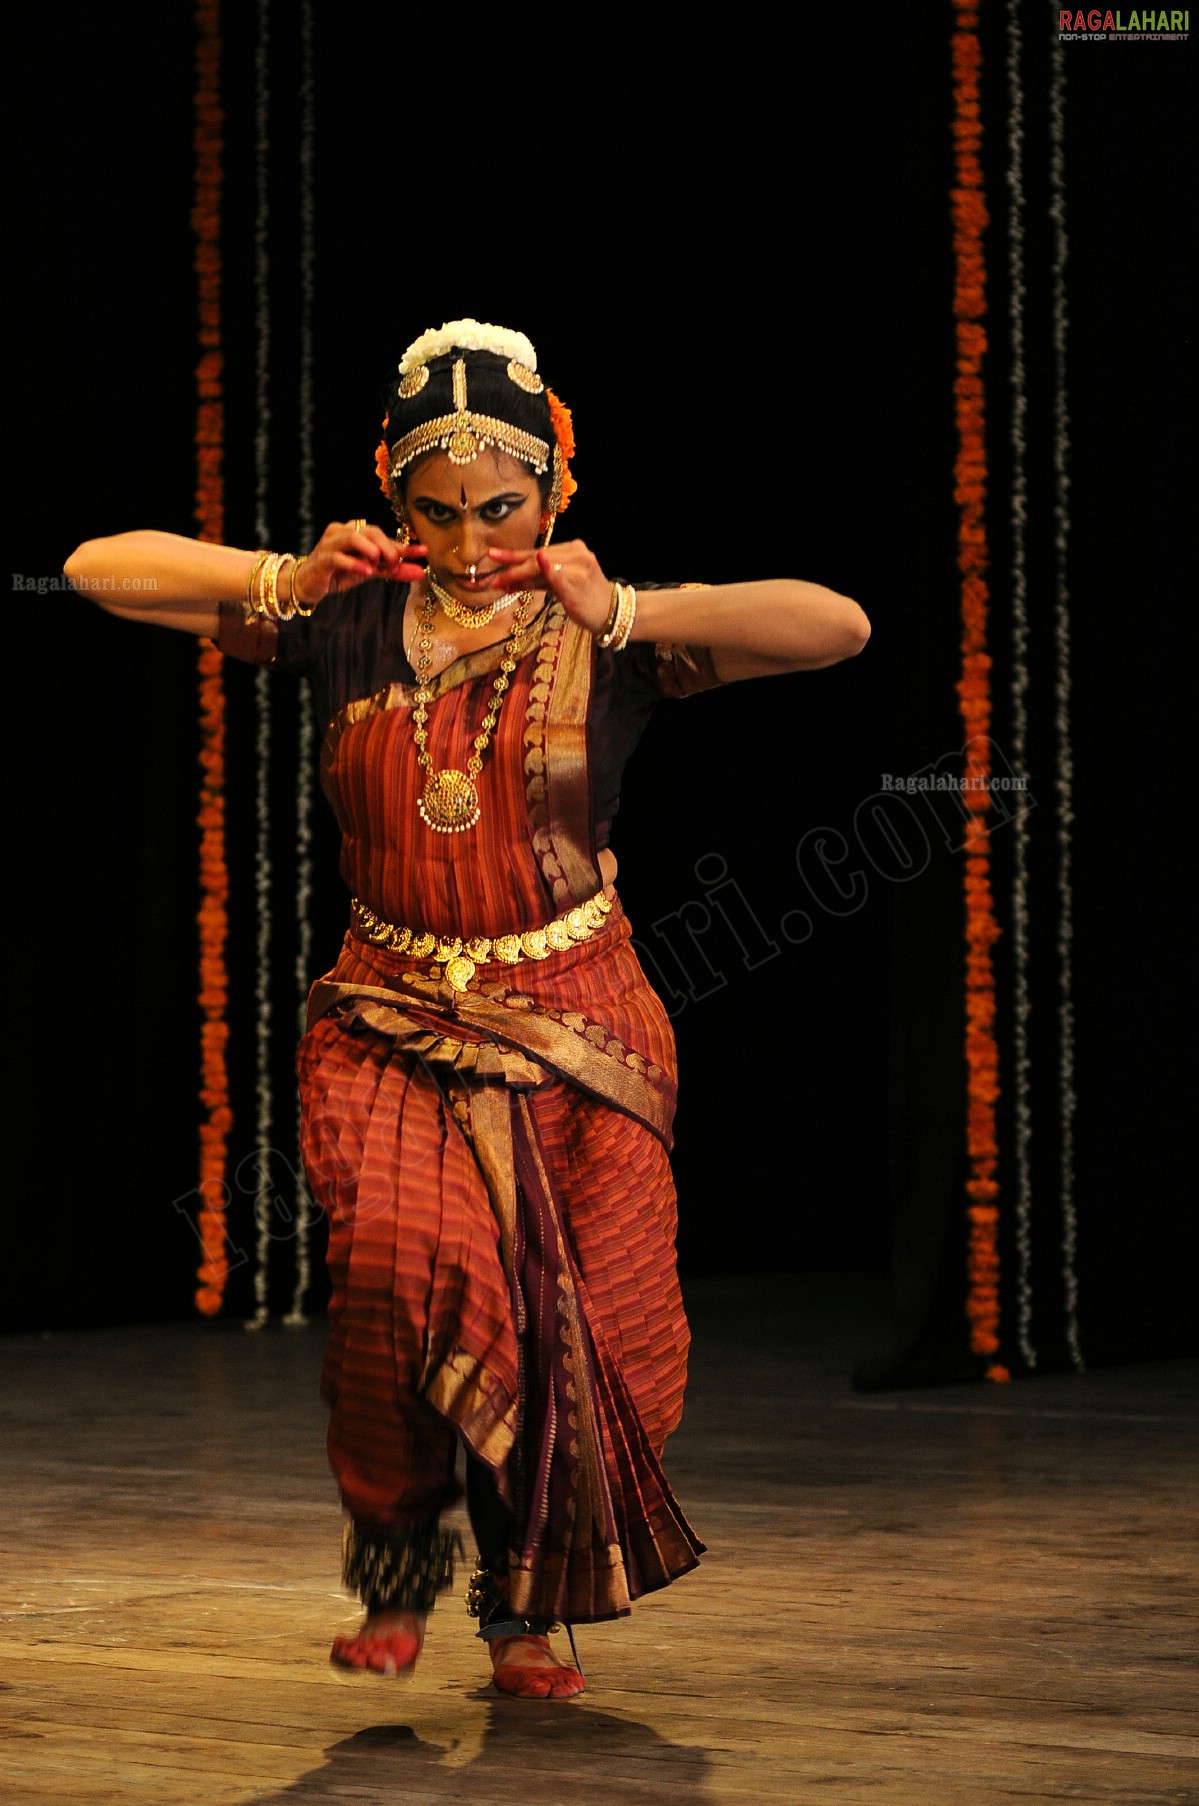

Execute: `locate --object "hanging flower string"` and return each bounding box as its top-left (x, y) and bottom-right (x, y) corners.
top-left (1048, 38), bottom-right (1083, 1372)
top-left (952, 3), bottom-right (1007, 1382)
top-left (247, 0), bottom-right (274, 1330)
top-left (193, 0), bottom-right (232, 1317)
top-left (1005, 0), bottom-right (1037, 1373)
top-left (287, 0), bottom-right (318, 1327)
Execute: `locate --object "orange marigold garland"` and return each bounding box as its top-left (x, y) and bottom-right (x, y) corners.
top-left (545, 386), bottom-right (578, 512)
top-left (193, 0), bottom-right (231, 1317)
top-left (375, 413), bottom-right (391, 500)
top-left (952, 5), bottom-right (1006, 1381)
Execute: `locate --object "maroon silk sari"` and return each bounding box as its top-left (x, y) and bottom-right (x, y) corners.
top-left (221, 594), bottom-right (717, 1620)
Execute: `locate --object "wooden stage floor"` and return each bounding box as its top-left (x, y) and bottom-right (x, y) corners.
top-left (1, 1275), bottom-right (1195, 1805)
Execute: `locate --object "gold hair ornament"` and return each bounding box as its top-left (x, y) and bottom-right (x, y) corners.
top-left (389, 357), bottom-right (550, 483)
top-left (507, 358), bottom-right (544, 394)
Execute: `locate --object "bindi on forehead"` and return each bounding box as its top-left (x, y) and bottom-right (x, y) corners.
top-left (461, 484), bottom-right (468, 507)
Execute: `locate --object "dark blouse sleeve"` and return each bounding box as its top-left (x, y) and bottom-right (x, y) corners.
top-left (644, 640), bottom-right (722, 699)
top-left (615, 578), bottom-right (723, 701)
top-left (589, 589), bottom-right (724, 839)
top-left (216, 580), bottom-right (415, 725)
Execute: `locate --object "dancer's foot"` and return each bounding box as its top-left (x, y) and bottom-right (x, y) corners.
top-left (330, 1607), bottom-right (425, 1676)
top-left (489, 1631), bottom-right (585, 1699)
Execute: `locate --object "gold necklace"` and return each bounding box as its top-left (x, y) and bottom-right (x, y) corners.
top-left (428, 569), bottom-right (500, 629)
top-left (412, 581), bottom-right (536, 833)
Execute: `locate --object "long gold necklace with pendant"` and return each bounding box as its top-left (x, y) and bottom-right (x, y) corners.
top-left (411, 581), bottom-right (536, 833)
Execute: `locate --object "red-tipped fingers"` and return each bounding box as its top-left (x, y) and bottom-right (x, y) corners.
top-left (347, 528), bottom-right (425, 561)
top-left (347, 532), bottom-right (427, 584)
top-left (319, 549), bottom-right (395, 589)
top-left (384, 539), bottom-right (428, 581)
top-left (485, 556), bottom-right (547, 591)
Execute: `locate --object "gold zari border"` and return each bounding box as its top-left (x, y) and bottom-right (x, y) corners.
top-left (306, 969), bottom-right (675, 1147)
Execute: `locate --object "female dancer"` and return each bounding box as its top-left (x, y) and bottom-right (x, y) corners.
top-left (66, 319), bottom-right (869, 1698)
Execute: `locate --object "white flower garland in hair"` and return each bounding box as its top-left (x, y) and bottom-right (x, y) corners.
top-left (1049, 37), bottom-right (1084, 1374)
top-left (398, 318), bottom-right (538, 375)
top-left (1007, 0), bottom-right (1037, 1373)
top-left (248, 0), bottom-right (274, 1333)
top-left (285, 0), bottom-right (317, 1329)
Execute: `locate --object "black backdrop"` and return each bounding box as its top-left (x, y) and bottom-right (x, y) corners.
top-left (4, 6), bottom-right (1192, 1366)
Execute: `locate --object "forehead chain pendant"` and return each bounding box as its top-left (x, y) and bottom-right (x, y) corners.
top-left (447, 358), bottom-right (479, 465)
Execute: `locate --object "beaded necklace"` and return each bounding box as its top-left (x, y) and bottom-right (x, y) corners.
top-left (411, 580), bottom-right (537, 833)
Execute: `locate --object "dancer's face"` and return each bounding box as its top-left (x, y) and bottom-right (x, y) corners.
top-left (404, 450), bottom-right (544, 600)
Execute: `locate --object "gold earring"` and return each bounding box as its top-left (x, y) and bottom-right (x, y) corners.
top-left (391, 496), bottom-right (412, 547)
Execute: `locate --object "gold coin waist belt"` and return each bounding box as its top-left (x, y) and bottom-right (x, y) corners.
top-left (351, 890), bottom-right (614, 993)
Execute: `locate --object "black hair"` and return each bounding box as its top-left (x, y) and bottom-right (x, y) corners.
top-left (383, 348), bottom-right (556, 503)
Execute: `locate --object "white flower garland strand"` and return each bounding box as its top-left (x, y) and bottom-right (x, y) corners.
top-left (398, 318), bottom-right (537, 375)
top-left (285, 0), bottom-right (316, 1328)
top-left (1049, 36), bottom-right (1084, 1372)
top-left (248, 0), bottom-right (274, 1331)
top-left (252, 0), bottom-right (272, 559)
top-left (1007, 0), bottom-right (1037, 1371)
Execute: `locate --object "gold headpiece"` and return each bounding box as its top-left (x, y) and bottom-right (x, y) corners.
top-left (387, 357), bottom-right (551, 484)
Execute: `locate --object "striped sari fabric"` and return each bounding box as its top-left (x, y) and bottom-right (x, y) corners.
top-left (272, 601), bottom-right (712, 1622)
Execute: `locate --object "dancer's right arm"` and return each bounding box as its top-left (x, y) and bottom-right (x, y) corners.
top-left (64, 525), bottom-right (426, 636)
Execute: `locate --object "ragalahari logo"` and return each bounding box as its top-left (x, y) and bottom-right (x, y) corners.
top-left (1059, 8), bottom-right (1189, 35)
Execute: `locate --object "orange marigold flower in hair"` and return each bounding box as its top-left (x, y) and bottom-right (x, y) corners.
top-left (545, 388), bottom-right (575, 459)
top-left (545, 388), bottom-right (577, 513)
top-left (375, 414), bottom-right (391, 499)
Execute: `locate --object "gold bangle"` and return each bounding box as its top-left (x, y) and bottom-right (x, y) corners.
top-left (596, 580), bottom-right (622, 646)
top-left (291, 553), bottom-right (317, 616)
top-left (252, 550), bottom-right (276, 618)
top-left (611, 583), bottom-right (630, 650)
top-left (610, 582), bottom-right (638, 652)
top-left (597, 580), bottom-right (625, 648)
top-left (280, 553), bottom-right (302, 620)
top-left (260, 551), bottom-right (286, 621)
top-left (599, 581), bottom-right (636, 651)
top-left (246, 549), bottom-right (271, 613)
top-left (248, 547), bottom-right (314, 622)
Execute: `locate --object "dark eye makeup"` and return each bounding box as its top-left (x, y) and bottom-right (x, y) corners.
top-left (411, 492), bottom-right (532, 525)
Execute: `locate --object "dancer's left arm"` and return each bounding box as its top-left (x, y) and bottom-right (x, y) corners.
top-left (487, 543), bottom-right (871, 681)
